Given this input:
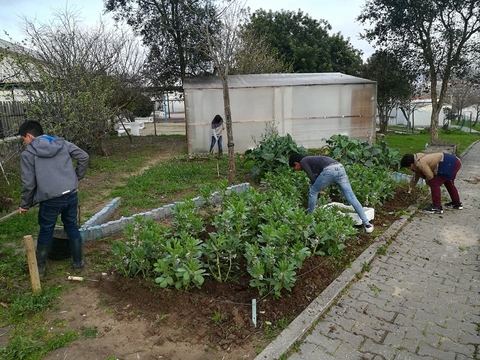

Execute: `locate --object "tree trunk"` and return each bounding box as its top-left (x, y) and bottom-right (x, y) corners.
top-left (430, 105), bottom-right (441, 144)
top-left (400, 107), bottom-right (413, 133)
top-left (99, 137), bottom-right (109, 157)
top-left (219, 74), bottom-right (236, 184)
top-left (378, 108), bottom-right (388, 133)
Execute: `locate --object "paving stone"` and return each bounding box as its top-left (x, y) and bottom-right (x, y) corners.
top-left (332, 341), bottom-right (366, 359)
top-left (416, 343), bottom-right (456, 360)
top-left (360, 338), bottom-right (398, 359)
top-left (303, 332), bottom-right (341, 354)
top-left (459, 331), bottom-right (480, 345)
top-left (438, 337), bottom-right (475, 357)
top-left (394, 350), bottom-right (435, 360)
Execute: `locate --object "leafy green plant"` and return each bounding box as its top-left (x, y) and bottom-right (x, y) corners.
top-left (111, 217), bottom-right (170, 278)
top-left (245, 121), bottom-right (308, 180)
top-left (344, 164), bottom-right (397, 207)
top-left (153, 232), bottom-right (205, 291)
top-left (203, 232), bottom-right (242, 282)
top-left (311, 207), bottom-right (357, 256)
top-left (172, 200), bottom-right (205, 237)
top-left (322, 134), bottom-right (401, 168)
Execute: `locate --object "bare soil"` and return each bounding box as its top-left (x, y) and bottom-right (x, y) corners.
top-left (41, 136), bottom-right (422, 360)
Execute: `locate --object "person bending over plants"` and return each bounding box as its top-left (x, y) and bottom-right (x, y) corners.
top-left (400, 152), bottom-right (462, 214)
top-left (289, 153), bottom-right (374, 233)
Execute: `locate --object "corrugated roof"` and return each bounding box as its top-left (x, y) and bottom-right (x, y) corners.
top-left (0, 38), bottom-right (28, 54)
top-left (183, 73), bottom-right (375, 89)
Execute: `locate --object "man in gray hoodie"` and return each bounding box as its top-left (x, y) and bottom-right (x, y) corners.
top-left (18, 120), bottom-right (89, 276)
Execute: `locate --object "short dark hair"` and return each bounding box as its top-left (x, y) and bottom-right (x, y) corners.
top-left (400, 154), bottom-right (414, 168)
top-left (212, 115), bottom-right (223, 124)
top-left (18, 120), bottom-right (44, 137)
top-left (289, 153), bottom-right (304, 167)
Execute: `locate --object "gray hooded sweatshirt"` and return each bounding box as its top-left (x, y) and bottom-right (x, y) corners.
top-left (20, 135), bottom-right (89, 209)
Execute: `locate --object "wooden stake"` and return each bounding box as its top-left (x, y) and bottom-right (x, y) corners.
top-left (23, 235), bottom-right (41, 294)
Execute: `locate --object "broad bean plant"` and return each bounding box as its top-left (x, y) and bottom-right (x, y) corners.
top-left (111, 134), bottom-right (399, 297)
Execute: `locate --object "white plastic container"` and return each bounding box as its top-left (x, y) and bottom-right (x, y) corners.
top-left (323, 202), bottom-right (374, 226)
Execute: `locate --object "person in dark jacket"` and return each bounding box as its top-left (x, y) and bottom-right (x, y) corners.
top-left (209, 114), bottom-right (224, 154)
top-left (289, 153), bottom-right (374, 233)
top-left (18, 120), bottom-right (89, 276)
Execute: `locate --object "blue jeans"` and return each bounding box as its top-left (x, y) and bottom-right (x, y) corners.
top-left (37, 191), bottom-right (81, 246)
top-left (308, 164), bottom-right (370, 225)
top-left (209, 136), bottom-right (223, 153)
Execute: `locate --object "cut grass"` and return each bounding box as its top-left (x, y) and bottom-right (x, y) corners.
top-left (110, 155), bottom-right (253, 216)
top-left (382, 128), bottom-right (479, 155)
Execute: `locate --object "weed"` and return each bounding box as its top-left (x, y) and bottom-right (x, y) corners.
top-left (361, 262), bottom-right (371, 272)
top-left (458, 246), bottom-right (469, 252)
top-left (377, 246), bottom-right (387, 255)
top-left (82, 327), bottom-right (98, 339)
top-left (210, 311), bottom-right (222, 325)
top-left (6, 286), bottom-right (64, 323)
top-left (156, 314), bottom-right (168, 323)
top-left (276, 316), bottom-right (294, 331)
top-left (291, 341), bottom-right (301, 351)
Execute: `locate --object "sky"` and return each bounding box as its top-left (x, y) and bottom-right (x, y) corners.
top-left (0, 0), bottom-right (374, 59)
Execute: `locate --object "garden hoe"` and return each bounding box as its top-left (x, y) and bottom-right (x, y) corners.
top-left (0, 210), bottom-right (17, 223)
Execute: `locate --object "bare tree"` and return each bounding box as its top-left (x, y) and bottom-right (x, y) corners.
top-left (200, 0), bottom-right (290, 183)
top-left (230, 26), bottom-right (292, 75)
top-left (12, 6), bottom-right (146, 153)
top-left (200, 0), bottom-right (247, 183)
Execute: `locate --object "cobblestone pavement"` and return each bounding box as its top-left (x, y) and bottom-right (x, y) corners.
top-left (257, 142), bottom-right (480, 360)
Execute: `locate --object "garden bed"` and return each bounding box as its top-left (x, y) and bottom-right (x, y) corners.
top-left (69, 186), bottom-right (423, 358)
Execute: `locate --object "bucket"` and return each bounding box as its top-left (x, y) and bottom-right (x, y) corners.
top-left (48, 227), bottom-right (71, 260)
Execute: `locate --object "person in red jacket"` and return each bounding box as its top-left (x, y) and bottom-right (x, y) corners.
top-left (400, 152), bottom-right (462, 214)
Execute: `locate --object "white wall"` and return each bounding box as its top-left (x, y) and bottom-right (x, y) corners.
top-left (394, 102), bottom-right (449, 127)
top-left (185, 83), bottom-right (376, 153)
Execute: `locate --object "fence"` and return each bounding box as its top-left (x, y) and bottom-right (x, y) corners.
top-left (0, 101), bottom-right (27, 138)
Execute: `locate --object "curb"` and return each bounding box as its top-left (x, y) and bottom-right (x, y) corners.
top-left (254, 203), bottom-right (419, 360)
top-left (76, 183), bottom-right (250, 242)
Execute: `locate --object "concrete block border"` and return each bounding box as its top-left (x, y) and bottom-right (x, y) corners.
top-left (78, 182), bottom-right (250, 242)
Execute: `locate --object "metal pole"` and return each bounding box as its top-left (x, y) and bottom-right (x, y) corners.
top-left (163, 93), bottom-right (168, 123)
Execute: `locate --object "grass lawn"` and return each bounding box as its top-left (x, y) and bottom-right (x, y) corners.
top-left (380, 128), bottom-right (479, 155)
